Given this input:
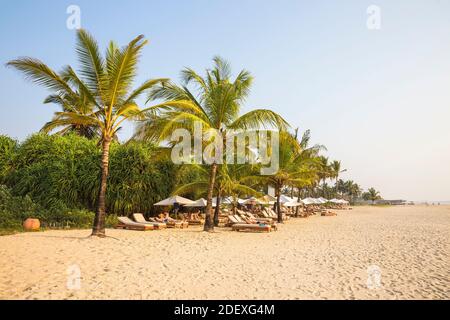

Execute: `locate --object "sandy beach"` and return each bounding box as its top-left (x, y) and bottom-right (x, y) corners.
top-left (0, 205), bottom-right (448, 300)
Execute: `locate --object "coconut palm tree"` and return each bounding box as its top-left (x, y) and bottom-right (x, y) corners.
top-left (134, 56), bottom-right (288, 231)
top-left (330, 160), bottom-right (346, 195)
top-left (174, 163), bottom-right (262, 226)
top-left (261, 131), bottom-right (321, 222)
top-left (7, 29), bottom-right (176, 237)
top-left (363, 187), bottom-right (381, 204)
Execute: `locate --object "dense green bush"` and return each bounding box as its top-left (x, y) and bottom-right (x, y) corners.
top-left (0, 184), bottom-right (118, 231)
top-left (0, 184), bottom-right (39, 229)
top-left (2, 133), bottom-right (180, 217)
top-left (0, 135), bottom-right (18, 184)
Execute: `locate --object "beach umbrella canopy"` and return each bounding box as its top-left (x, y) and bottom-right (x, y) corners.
top-left (279, 195), bottom-right (294, 204)
top-left (301, 197), bottom-right (317, 205)
top-left (154, 195), bottom-right (195, 206)
top-left (329, 198), bottom-right (341, 204)
top-left (212, 196), bottom-right (235, 207)
top-left (258, 195), bottom-right (276, 205)
top-left (243, 197), bottom-right (262, 205)
top-left (284, 201), bottom-right (302, 207)
top-left (318, 197), bottom-right (329, 203)
top-left (313, 198), bottom-right (326, 204)
top-left (184, 198), bottom-right (208, 207)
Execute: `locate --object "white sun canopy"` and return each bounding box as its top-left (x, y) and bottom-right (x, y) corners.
top-left (154, 195), bottom-right (195, 206)
top-left (243, 197), bottom-right (263, 205)
top-left (301, 198), bottom-right (317, 205)
top-left (279, 195), bottom-right (294, 203)
top-left (284, 201), bottom-right (302, 207)
top-left (184, 198), bottom-right (208, 207)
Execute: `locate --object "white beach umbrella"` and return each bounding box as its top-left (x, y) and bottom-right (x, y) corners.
top-left (258, 195), bottom-right (277, 205)
top-left (284, 201), bottom-right (302, 207)
top-left (279, 195), bottom-right (294, 204)
top-left (329, 198), bottom-right (340, 204)
top-left (243, 197), bottom-right (263, 205)
top-left (184, 198), bottom-right (208, 207)
top-left (314, 198), bottom-right (326, 204)
top-left (154, 195), bottom-right (195, 206)
top-left (301, 198), bottom-right (316, 205)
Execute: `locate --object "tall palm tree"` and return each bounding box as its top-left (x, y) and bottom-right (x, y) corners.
top-left (364, 187), bottom-right (381, 204)
top-left (174, 163), bottom-right (262, 226)
top-left (330, 160), bottom-right (346, 196)
top-left (134, 56), bottom-right (288, 231)
top-left (262, 131), bottom-right (321, 222)
top-left (7, 29), bottom-right (173, 237)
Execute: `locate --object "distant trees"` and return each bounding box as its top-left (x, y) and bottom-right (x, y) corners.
top-left (362, 188), bottom-right (382, 204)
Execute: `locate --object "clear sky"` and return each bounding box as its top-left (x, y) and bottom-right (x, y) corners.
top-left (1, 0), bottom-right (449, 201)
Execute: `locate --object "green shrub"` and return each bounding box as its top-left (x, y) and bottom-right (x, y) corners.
top-left (0, 135), bottom-right (18, 184)
top-left (0, 185), bottom-right (40, 229)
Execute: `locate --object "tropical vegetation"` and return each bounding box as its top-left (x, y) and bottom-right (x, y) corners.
top-left (2, 29), bottom-right (382, 235)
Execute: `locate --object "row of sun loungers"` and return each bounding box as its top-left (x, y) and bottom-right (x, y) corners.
top-left (116, 203), bottom-right (340, 232)
top-left (116, 213), bottom-right (188, 231)
top-left (227, 215), bottom-right (274, 232)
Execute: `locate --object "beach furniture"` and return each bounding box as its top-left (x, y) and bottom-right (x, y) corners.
top-left (116, 217), bottom-right (154, 231)
top-left (132, 213), bottom-right (167, 229)
top-left (239, 210), bottom-right (273, 224)
top-left (183, 212), bottom-right (205, 225)
top-left (228, 215), bottom-right (274, 232)
top-left (231, 222), bottom-right (272, 233)
top-left (154, 213), bottom-right (189, 228)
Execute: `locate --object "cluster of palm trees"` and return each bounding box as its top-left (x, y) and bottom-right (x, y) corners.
top-left (7, 30), bottom-right (376, 237)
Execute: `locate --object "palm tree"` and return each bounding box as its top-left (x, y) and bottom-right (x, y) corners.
top-left (363, 187), bottom-right (381, 204)
top-left (262, 131), bottom-right (321, 222)
top-left (330, 160), bottom-right (346, 196)
top-left (7, 29), bottom-right (172, 237)
top-left (134, 56), bottom-right (288, 231)
top-left (174, 163), bottom-right (262, 226)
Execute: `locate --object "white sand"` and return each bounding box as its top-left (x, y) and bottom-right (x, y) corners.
top-left (0, 205), bottom-right (448, 300)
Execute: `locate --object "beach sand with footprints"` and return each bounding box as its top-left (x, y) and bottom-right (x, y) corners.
top-left (0, 205), bottom-right (448, 300)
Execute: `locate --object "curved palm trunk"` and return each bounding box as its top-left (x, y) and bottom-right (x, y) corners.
top-left (275, 188), bottom-right (282, 223)
top-left (335, 176), bottom-right (339, 197)
top-left (295, 194), bottom-right (301, 217)
top-left (213, 189), bottom-right (221, 227)
top-left (92, 137), bottom-right (112, 237)
top-left (204, 163), bottom-right (218, 231)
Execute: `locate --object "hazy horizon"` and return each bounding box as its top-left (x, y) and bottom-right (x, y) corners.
top-left (1, 0), bottom-right (449, 202)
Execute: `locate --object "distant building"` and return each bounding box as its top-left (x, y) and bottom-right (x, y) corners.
top-left (374, 199), bottom-right (407, 205)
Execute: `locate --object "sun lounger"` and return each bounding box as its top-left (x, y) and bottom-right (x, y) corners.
top-left (183, 213), bottom-right (204, 225)
top-left (116, 217), bottom-right (154, 231)
top-left (228, 215), bottom-right (274, 232)
top-left (243, 211), bottom-right (273, 224)
top-left (321, 211), bottom-right (337, 217)
top-left (132, 213), bottom-right (167, 229)
top-left (151, 216), bottom-right (188, 229)
top-left (231, 223), bottom-right (271, 233)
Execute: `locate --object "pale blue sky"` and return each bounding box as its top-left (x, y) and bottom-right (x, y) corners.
top-left (1, 0), bottom-right (449, 201)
